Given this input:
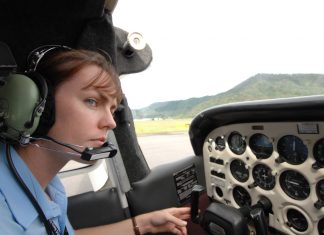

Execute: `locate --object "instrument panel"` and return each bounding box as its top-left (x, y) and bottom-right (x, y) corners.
top-left (203, 122), bottom-right (324, 235)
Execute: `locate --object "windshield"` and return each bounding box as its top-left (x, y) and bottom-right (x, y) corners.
top-left (114, 0), bottom-right (324, 167)
top-left (114, 0), bottom-right (324, 111)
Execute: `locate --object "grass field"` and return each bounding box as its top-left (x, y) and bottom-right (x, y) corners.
top-left (134, 118), bottom-right (192, 135)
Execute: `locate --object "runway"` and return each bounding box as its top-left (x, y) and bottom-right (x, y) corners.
top-left (137, 132), bottom-right (195, 168)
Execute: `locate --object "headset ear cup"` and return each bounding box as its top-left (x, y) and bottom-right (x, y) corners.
top-left (0, 74), bottom-right (42, 142)
top-left (23, 72), bottom-right (48, 129)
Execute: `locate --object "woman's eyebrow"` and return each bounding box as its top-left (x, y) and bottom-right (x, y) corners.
top-left (81, 84), bottom-right (118, 107)
top-left (87, 88), bottom-right (117, 106)
top-left (82, 86), bottom-right (105, 96)
top-left (97, 90), bottom-right (112, 101)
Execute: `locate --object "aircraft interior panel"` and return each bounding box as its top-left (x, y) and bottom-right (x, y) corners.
top-left (203, 122), bottom-right (324, 235)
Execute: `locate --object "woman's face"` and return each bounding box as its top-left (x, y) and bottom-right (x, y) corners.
top-left (47, 65), bottom-right (118, 152)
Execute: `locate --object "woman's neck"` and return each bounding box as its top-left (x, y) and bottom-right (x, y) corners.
top-left (15, 142), bottom-right (69, 189)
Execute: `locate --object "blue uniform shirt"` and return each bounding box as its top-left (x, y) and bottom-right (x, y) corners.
top-left (0, 144), bottom-right (74, 235)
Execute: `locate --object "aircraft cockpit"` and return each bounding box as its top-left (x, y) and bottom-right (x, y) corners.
top-left (189, 95), bottom-right (324, 235)
top-left (1, 1), bottom-right (324, 235)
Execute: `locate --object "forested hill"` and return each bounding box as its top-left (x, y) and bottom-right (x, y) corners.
top-left (132, 74), bottom-right (324, 119)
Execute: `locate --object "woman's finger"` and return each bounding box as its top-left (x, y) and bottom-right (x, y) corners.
top-left (164, 207), bottom-right (191, 220)
top-left (165, 207), bottom-right (191, 216)
top-left (171, 225), bottom-right (187, 235)
top-left (165, 213), bottom-right (188, 227)
top-left (179, 224), bottom-right (188, 235)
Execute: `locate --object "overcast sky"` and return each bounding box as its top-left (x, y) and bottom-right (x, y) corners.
top-left (113, 0), bottom-right (324, 109)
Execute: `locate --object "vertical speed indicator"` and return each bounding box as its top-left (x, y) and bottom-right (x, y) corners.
top-left (228, 132), bottom-right (246, 155)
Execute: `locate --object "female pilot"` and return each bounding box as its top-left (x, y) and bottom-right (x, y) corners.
top-left (0, 48), bottom-right (190, 235)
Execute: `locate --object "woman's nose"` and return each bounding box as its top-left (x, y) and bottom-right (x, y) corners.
top-left (100, 109), bottom-right (116, 130)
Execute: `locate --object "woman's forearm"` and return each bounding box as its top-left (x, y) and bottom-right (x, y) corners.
top-left (75, 217), bottom-right (140, 235)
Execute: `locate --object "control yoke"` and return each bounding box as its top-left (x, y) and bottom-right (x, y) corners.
top-left (191, 185), bottom-right (272, 235)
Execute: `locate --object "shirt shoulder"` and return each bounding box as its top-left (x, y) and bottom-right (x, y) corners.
top-left (0, 191), bottom-right (46, 235)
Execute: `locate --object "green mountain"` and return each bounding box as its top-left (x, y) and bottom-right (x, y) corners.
top-left (132, 74), bottom-right (324, 119)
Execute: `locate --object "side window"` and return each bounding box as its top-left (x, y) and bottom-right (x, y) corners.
top-left (134, 118), bottom-right (194, 168)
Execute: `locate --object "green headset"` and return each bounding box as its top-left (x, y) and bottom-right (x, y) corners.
top-left (0, 45), bottom-right (70, 144)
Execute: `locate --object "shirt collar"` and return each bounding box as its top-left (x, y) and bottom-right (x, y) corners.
top-left (0, 144), bottom-right (67, 230)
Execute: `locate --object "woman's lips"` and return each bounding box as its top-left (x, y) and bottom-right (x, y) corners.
top-left (90, 137), bottom-right (106, 147)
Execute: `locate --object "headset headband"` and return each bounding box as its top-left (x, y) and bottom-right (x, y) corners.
top-left (26, 45), bottom-right (72, 72)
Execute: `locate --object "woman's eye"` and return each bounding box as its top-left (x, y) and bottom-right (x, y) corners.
top-left (85, 98), bottom-right (98, 107)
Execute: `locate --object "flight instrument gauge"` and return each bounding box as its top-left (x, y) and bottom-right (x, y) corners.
top-left (252, 164), bottom-right (276, 190)
top-left (314, 138), bottom-right (324, 167)
top-left (318, 218), bottom-right (324, 235)
top-left (280, 170), bottom-right (310, 200)
top-left (316, 179), bottom-right (324, 201)
top-left (215, 136), bottom-right (226, 151)
top-left (230, 159), bottom-right (249, 182)
top-left (287, 209), bottom-right (308, 232)
top-left (249, 133), bottom-right (273, 159)
top-left (228, 132), bottom-right (246, 155)
top-left (233, 186), bottom-right (251, 207)
top-left (277, 135), bottom-right (308, 165)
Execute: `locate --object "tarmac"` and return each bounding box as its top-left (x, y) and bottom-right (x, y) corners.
top-left (137, 132), bottom-right (194, 168)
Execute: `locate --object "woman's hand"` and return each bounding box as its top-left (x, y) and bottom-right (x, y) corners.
top-left (136, 207), bottom-right (191, 235)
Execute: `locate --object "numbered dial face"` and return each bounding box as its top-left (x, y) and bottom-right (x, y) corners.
top-left (316, 179), bottom-right (324, 201)
top-left (280, 170), bottom-right (310, 200)
top-left (215, 136), bottom-right (226, 151)
top-left (318, 218), bottom-right (324, 235)
top-left (233, 186), bottom-right (251, 207)
top-left (314, 138), bottom-right (324, 166)
top-left (287, 209), bottom-right (308, 232)
top-left (252, 164), bottom-right (276, 190)
top-left (277, 135), bottom-right (308, 165)
top-left (249, 133), bottom-right (273, 159)
top-left (228, 132), bottom-right (246, 155)
top-left (230, 159), bottom-right (249, 182)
